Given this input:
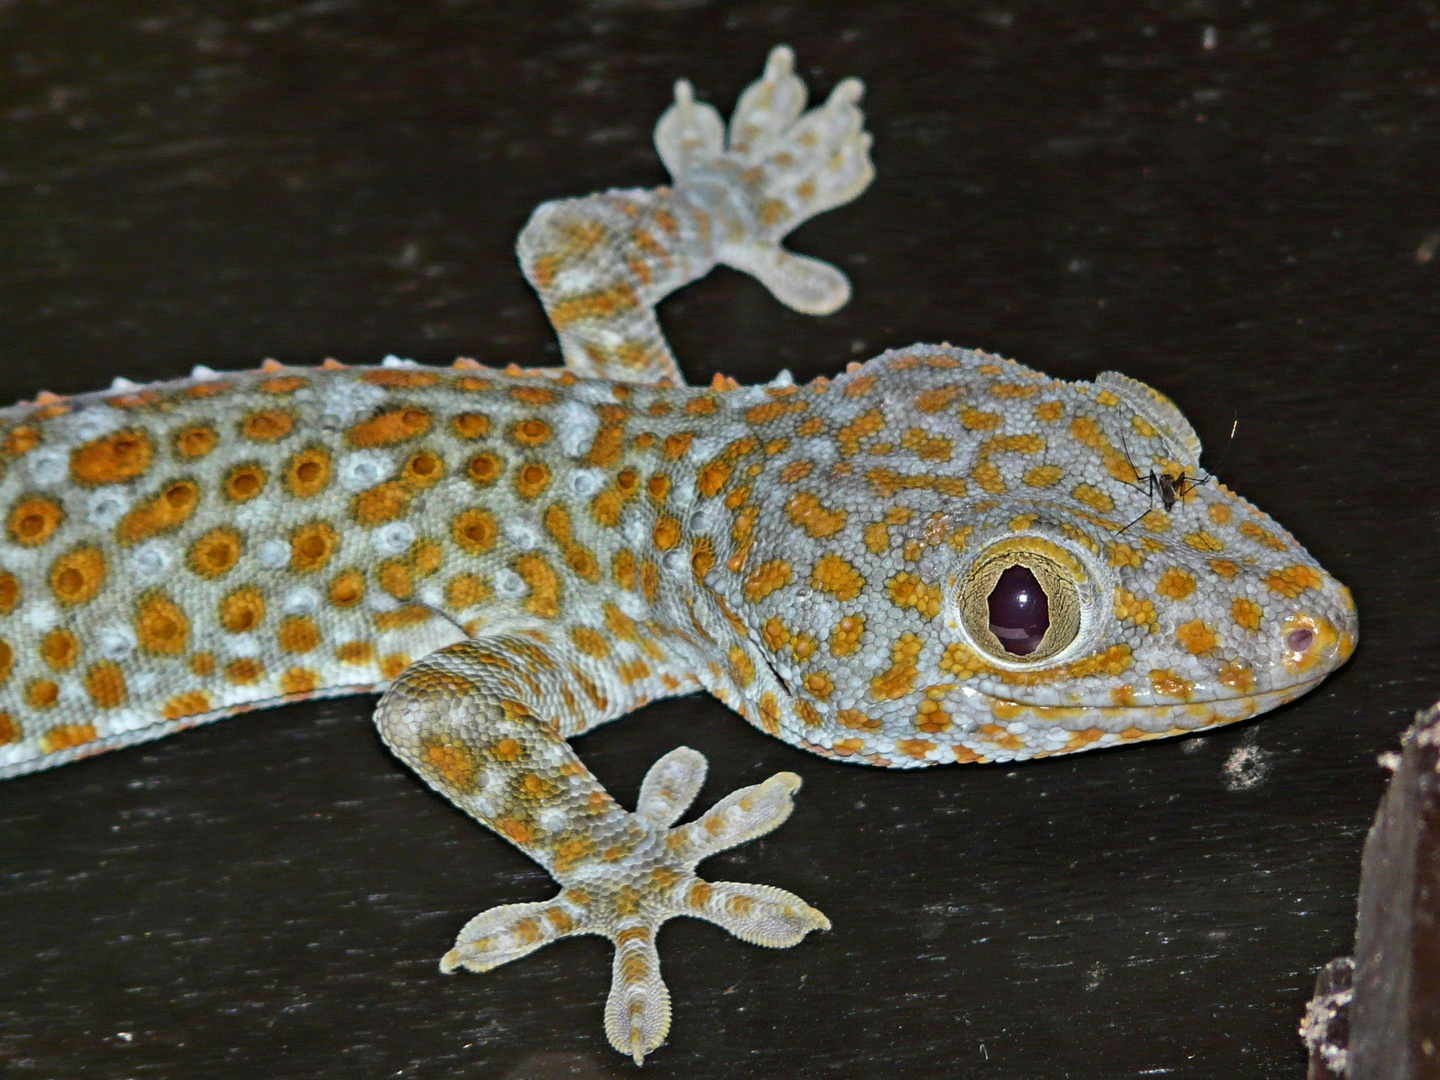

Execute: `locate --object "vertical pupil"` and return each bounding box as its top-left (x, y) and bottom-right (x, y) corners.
top-left (987, 564), bottom-right (1051, 656)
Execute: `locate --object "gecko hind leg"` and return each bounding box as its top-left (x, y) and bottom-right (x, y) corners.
top-left (375, 646), bottom-right (829, 1065)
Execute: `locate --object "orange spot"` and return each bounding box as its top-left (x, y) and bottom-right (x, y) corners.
top-left (278, 615), bottom-right (322, 654)
top-left (162, 690), bottom-right (212, 720)
top-left (51, 545), bottom-right (107, 604)
top-left (329, 570), bottom-right (365, 608)
top-left (515, 551), bottom-right (562, 618)
top-left (1265, 564), bottom-right (1323, 598)
top-left (4, 424), bottom-right (42, 456)
top-left (284, 446), bottom-right (331, 498)
top-left (40, 629), bottom-right (79, 671)
top-left (1149, 668), bottom-right (1194, 701)
top-left (347, 406), bottom-right (432, 448)
top-left (7, 495), bottom-right (64, 546)
top-left (71, 429), bottom-right (152, 486)
top-left (785, 491), bottom-right (848, 538)
top-left (466, 451), bottom-right (505, 487)
top-left (352, 480), bottom-right (410, 525)
top-left (829, 614), bottom-right (865, 657)
top-left (812, 554), bottom-right (865, 601)
top-left (744, 559), bottom-right (792, 602)
top-left (451, 412), bottom-right (490, 440)
top-left (119, 479), bottom-right (200, 542)
top-left (336, 641), bottom-right (375, 665)
top-left (27, 678), bottom-right (60, 709)
top-left (1231, 597), bottom-right (1262, 632)
top-left (0, 572), bottom-right (19, 614)
top-left (241, 409), bottom-right (294, 442)
top-left (226, 658), bottom-right (265, 684)
top-left (85, 661), bottom-right (127, 708)
top-left (509, 417), bottom-right (552, 447)
top-left (291, 521), bottom-right (339, 573)
top-left (222, 463), bottom-right (265, 503)
top-left (41, 722), bottom-right (97, 752)
top-left (1174, 620), bottom-right (1217, 655)
top-left (378, 652), bottom-right (411, 679)
top-left (360, 368), bottom-right (439, 389)
top-left (510, 384), bottom-right (556, 407)
top-left (1156, 567), bottom-right (1197, 601)
top-left (887, 572), bottom-right (941, 619)
top-left (135, 592), bottom-right (189, 655)
top-left (513, 461), bottom-right (551, 500)
top-left (453, 508), bottom-right (498, 554)
top-left (870, 632), bottom-right (922, 700)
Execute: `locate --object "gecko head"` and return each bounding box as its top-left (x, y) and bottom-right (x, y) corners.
top-left (721, 345), bottom-right (1356, 765)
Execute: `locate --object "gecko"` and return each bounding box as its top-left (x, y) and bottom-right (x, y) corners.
top-left (0, 47), bottom-right (1357, 1065)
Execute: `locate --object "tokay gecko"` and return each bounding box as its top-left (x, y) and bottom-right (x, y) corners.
top-left (0, 47), bottom-right (1357, 1064)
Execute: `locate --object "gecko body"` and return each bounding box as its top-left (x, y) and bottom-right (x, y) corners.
top-left (0, 48), bottom-right (1356, 1064)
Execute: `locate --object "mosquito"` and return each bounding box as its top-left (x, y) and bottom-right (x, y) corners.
top-left (1115, 418), bottom-right (1236, 533)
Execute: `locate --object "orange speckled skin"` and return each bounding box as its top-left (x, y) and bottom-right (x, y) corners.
top-left (0, 48), bottom-right (1356, 1065)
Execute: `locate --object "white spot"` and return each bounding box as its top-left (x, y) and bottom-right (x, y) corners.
top-left (374, 521), bottom-right (416, 555)
top-left (283, 586), bottom-right (321, 615)
top-left (21, 602), bottom-right (61, 633)
top-left (87, 490), bottom-right (132, 528)
top-left (570, 381), bottom-right (619, 405)
top-left (495, 569), bottom-right (526, 596)
top-left (417, 583), bottom-right (444, 608)
top-left (662, 549), bottom-right (688, 576)
top-left (537, 807), bottom-right (569, 834)
top-left (26, 449), bottom-right (68, 487)
top-left (768, 368), bottom-right (794, 388)
top-left (556, 400), bottom-right (601, 458)
top-left (338, 451), bottom-right (394, 491)
top-left (615, 590), bottom-right (648, 618)
top-left (366, 590), bottom-right (400, 613)
top-left (569, 469), bottom-right (604, 497)
top-left (380, 354), bottom-right (415, 368)
top-left (504, 520), bottom-right (540, 550)
top-left (131, 672), bottom-right (158, 696)
top-left (687, 437), bottom-right (723, 464)
top-left (190, 365), bottom-right (220, 381)
top-left (257, 539), bottom-right (290, 568)
top-left (98, 625), bottom-right (137, 660)
top-left (322, 381), bottom-right (388, 427)
top-left (729, 385), bottom-right (769, 409)
top-left (223, 634), bottom-right (261, 659)
top-left (623, 515), bottom-right (649, 549)
top-left (70, 407), bottom-right (124, 441)
top-left (129, 541), bottom-right (172, 583)
top-left (689, 503), bottom-right (719, 533)
top-left (109, 376), bottom-right (140, 391)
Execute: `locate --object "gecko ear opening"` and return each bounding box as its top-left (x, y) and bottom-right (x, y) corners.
top-left (961, 539), bottom-right (1083, 664)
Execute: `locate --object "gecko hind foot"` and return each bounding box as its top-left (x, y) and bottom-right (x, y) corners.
top-left (441, 747), bottom-right (829, 1064)
top-left (656, 45), bottom-right (875, 315)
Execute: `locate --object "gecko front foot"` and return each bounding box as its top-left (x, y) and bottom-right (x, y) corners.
top-left (656, 44), bottom-right (875, 315)
top-left (440, 747), bottom-right (829, 1065)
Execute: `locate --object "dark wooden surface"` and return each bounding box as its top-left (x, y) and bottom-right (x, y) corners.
top-left (1, 3), bottom-right (1435, 1077)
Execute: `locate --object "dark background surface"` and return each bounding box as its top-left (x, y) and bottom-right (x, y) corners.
top-left (1, 2), bottom-right (1436, 1077)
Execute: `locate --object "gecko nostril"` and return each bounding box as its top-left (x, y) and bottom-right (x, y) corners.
top-left (1285, 628), bottom-right (1315, 654)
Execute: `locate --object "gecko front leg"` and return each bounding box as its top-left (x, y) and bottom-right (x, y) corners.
top-left (374, 641), bottom-right (829, 1064)
top-left (516, 45), bottom-right (874, 384)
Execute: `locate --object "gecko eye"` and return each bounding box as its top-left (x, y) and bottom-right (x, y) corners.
top-left (961, 540), bottom-right (1083, 663)
top-left (987, 565), bottom-right (1049, 656)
